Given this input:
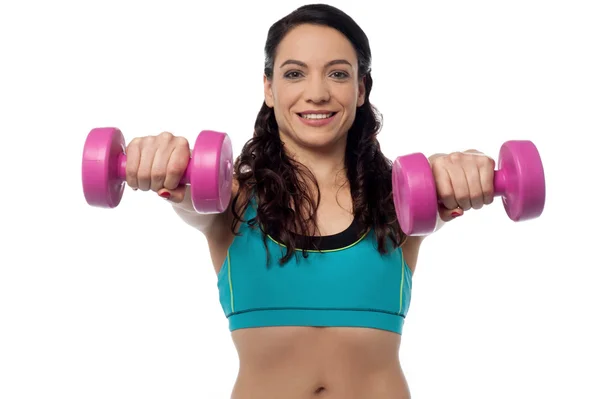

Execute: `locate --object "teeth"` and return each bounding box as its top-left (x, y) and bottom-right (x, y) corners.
top-left (301, 113), bottom-right (333, 119)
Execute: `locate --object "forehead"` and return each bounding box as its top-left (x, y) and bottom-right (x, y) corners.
top-left (275, 24), bottom-right (357, 67)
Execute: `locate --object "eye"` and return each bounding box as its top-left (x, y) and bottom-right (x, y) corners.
top-left (330, 71), bottom-right (350, 79)
top-left (284, 70), bottom-right (303, 79)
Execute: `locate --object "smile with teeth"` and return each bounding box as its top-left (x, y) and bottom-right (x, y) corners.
top-left (298, 112), bottom-right (336, 119)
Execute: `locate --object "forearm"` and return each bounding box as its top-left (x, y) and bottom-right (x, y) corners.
top-left (170, 186), bottom-right (224, 232)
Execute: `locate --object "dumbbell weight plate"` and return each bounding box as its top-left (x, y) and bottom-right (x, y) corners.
top-left (189, 130), bottom-right (233, 213)
top-left (392, 152), bottom-right (439, 236)
top-left (82, 127), bottom-right (126, 208)
top-left (498, 140), bottom-right (545, 222)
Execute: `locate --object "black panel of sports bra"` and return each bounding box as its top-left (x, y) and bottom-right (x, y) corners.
top-left (274, 218), bottom-right (363, 251)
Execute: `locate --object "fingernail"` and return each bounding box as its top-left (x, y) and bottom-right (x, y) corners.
top-left (451, 212), bottom-right (462, 218)
top-left (159, 192), bottom-right (171, 199)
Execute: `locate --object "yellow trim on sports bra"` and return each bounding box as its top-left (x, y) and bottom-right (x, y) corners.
top-left (399, 252), bottom-right (405, 311)
top-left (227, 251), bottom-right (234, 312)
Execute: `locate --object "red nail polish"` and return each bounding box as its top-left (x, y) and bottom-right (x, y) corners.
top-left (159, 192), bottom-right (171, 198)
top-left (451, 212), bottom-right (461, 218)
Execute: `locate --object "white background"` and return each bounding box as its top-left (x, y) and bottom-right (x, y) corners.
top-left (1, 0), bottom-right (599, 398)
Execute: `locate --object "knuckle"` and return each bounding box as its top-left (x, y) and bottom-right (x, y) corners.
top-left (127, 137), bottom-right (140, 149)
top-left (137, 167), bottom-right (151, 181)
top-left (429, 154), bottom-right (447, 167)
top-left (174, 136), bottom-right (189, 147)
top-left (429, 156), bottom-right (442, 166)
top-left (125, 177), bottom-right (136, 188)
top-left (125, 166), bottom-right (138, 183)
top-left (170, 155), bottom-right (189, 173)
top-left (478, 155), bottom-right (495, 168)
top-left (448, 152), bottom-right (463, 163)
top-left (431, 160), bottom-right (449, 174)
top-left (159, 131), bottom-right (174, 140)
top-left (455, 194), bottom-right (469, 204)
top-left (125, 158), bottom-right (137, 173)
top-left (151, 169), bottom-right (166, 182)
top-left (437, 189), bottom-right (454, 202)
top-left (125, 168), bottom-right (137, 183)
top-left (471, 191), bottom-right (484, 206)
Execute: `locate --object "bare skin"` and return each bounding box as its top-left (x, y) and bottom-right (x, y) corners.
top-left (230, 326), bottom-right (409, 399)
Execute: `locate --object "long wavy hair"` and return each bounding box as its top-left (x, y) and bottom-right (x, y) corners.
top-left (230, 4), bottom-right (406, 265)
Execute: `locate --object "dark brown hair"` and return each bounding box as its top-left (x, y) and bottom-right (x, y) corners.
top-left (230, 4), bottom-right (406, 265)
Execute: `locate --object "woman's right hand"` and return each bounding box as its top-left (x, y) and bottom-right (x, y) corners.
top-left (125, 131), bottom-right (190, 203)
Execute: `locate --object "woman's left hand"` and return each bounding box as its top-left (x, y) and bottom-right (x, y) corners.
top-left (428, 150), bottom-right (496, 222)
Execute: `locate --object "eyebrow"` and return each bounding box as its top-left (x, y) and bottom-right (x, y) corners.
top-left (279, 59), bottom-right (352, 68)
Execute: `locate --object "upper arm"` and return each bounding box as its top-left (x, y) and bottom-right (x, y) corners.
top-left (170, 177), bottom-right (241, 274)
top-left (401, 208), bottom-right (447, 275)
top-left (401, 235), bottom-right (425, 276)
top-left (199, 178), bottom-right (246, 274)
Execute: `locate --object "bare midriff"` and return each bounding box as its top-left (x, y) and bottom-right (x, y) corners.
top-left (229, 326), bottom-right (410, 399)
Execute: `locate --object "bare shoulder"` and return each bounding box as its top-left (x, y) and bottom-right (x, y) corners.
top-left (400, 236), bottom-right (425, 276)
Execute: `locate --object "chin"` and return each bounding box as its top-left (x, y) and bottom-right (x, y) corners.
top-left (293, 130), bottom-right (346, 151)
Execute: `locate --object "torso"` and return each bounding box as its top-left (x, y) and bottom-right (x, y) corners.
top-left (207, 183), bottom-right (417, 399)
top-left (230, 326), bottom-right (409, 399)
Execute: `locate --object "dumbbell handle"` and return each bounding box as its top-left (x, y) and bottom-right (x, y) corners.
top-left (115, 153), bottom-right (194, 185)
top-left (493, 169), bottom-right (508, 196)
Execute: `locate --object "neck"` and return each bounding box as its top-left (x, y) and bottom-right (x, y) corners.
top-left (281, 136), bottom-right (348, 189)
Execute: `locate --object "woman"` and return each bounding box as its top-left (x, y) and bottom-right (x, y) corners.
top-left (124, 4), bottom-right (495, 398)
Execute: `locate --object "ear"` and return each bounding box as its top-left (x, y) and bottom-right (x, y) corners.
top-left (264, 75), bottom-right (274, 108)
top-left (357, 75), bottom-right (366, 107)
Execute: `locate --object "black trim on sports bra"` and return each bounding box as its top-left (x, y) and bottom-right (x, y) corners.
top-left (288, 217), bottom-right (362, 251)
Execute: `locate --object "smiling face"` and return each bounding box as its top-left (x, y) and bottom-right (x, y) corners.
top-left (264, 23), bottom-right (366, 153)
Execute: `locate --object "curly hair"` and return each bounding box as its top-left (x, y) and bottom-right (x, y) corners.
top-left (230, 4), bottom-right (406, 265)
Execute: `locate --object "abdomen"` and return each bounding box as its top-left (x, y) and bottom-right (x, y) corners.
top-left (230, 326), bottom-right (410, 399)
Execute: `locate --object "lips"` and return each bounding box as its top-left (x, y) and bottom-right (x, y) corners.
top-left (297, 111), bottom-right (337, 120)
top-left (296, 110), bottom-right (338, 127)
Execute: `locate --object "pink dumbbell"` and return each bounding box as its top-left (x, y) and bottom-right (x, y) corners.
top-left (392, 140), bottom-right (546, 235)
top-left (82, 127), bottom-right (233, 213)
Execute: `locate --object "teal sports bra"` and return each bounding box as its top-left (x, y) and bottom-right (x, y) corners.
top-left (216, 199), bottom-right (413, 334)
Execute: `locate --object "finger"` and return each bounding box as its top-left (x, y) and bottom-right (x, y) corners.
top-left (150, 144), bottom-right (173, 192)
top-left (158, 186), bottom-right (187, 204)
top-left (447, 162), bottom-right (471, 211)
top-left (438, 203), bottom-right (464, 222)
top-left (125, 138), bottom-right (141, 190)
top-left (480, 157), bottom-right (495, 205)
top-left (432, 160), bottom-right (458, 210)
top-left (164, 140), bottom-right (190, 190)
top-left (465, 163), bottom-right (484, 210)
top-left (137, 142), bottom-right (156, 192)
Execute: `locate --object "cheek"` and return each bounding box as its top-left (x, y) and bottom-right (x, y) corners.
top-left (275, 95), bottom-right (295, 121)
top-left (273, 81), bottom-right (299, 102)
top-left (338, 86), bottom-right (361, 107)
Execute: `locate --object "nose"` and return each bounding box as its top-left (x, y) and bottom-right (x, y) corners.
top-left (303, 75), bottom-right (330, 103)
